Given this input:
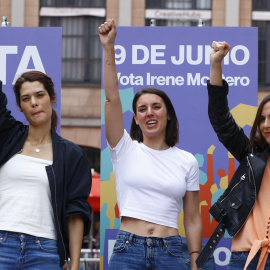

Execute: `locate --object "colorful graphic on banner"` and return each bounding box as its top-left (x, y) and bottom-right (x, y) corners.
top-left (0, 27), bottom-right (62, 130)
top-left (100, 26), bottom-right (257, 269)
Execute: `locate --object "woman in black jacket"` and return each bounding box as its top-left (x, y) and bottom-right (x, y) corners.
top-left (0, 71), bottom-right (92, 270)
top-left (207, 41), bottom-right (270, 269)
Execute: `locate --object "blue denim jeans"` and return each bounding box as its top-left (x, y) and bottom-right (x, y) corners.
top-left (0, 231), bottom-right (62, 270)
top-left (109, 230), bottom-right (215, 270)
top-left (228, 251), bottom-right (270, 270)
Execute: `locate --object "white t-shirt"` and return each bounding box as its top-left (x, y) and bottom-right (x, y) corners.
top-left (0, 154), bottom-right (57, 240)
top-left (109, 130), bottom-right (199, 229)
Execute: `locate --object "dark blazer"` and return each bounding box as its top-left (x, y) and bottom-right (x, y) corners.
top-left (0, 81), bottom-right (92, 267)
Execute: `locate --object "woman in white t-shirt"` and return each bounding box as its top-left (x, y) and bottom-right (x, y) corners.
top-left (99, 19), bottom-right (203, 270)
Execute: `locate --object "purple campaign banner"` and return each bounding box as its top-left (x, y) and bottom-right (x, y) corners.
top-left (100, 27), bottom-right (257, 269)
top-left (0, 27), bottom-right (62, 131)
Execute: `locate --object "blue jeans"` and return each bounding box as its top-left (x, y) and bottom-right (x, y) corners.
top-left (0, 231), bottom-right (62, 270)
top-left (109, 230), bottom-right (215, 270)
top-left (228, 251), bottom-right (270, 270)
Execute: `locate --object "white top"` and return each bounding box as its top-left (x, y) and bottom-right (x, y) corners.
top-left (0, 154), bottom-right (57, 240)
top-left (109, 130), bottom-right (199, 229)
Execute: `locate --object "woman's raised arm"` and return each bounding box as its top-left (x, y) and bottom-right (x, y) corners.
top-left (208, 41), bottom-right (249, 161)
top-left (99, 19), bottom-right (124, 148)
top-left (210, 41), bottom-right (230, 86)
top-left (0, 81), bottom-right (17, 138)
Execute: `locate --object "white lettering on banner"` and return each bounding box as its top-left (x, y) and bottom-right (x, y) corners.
top-left (132, 45), bottom-right (149, 64)
top-left (115, 45), bottom-right (126, 64)
top-left (117, 72), bottom-right (144, 85)
top-left (222, 74), bottom-right (250, 86)
top-left (132, 45), bottom-right (166, 64)
top-left (13, 46), bottom-right (46, 84)
top-left (188, 73), bottom-right (250, 86)
top-left (213, 247), bottom-right (231, 266)
top-left (0, 46), bottom-right (18, 84)
top-left (187, 45), bottom-right (203, 65)
top-left (230, 45), bottom-right (250, 65)
top-left (151, 45), bottom-right (166, 64)
top-left (171, 45), bottom-right (212, 65)
top-left (117, 72), bottom-right (250, 87)
top-left (0, 46), bottom-right (45, 85)
top-left (146, 73), bottom-right (184, 86)
top-left (204, 45), bottom-right (212, 65)
top-left (171, 46), bottom-right (185, 65)
top-left (187, 73), bottom-right (209, 86)
top-left (116, 44), bottom-right (250, 66)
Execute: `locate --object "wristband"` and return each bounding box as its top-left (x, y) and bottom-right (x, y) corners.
top-left (189, 251), bottom-right (200, 256)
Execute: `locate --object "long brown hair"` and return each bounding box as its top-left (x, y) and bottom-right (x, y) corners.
top-left (248, 95), bottom-right (270, 152)
top-left (130, 87), bottom-right (179, 147)
top-left (13, 71), bottom-right (58, 131)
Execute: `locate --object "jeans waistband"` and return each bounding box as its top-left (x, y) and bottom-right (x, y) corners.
top-left (116, 230), bottom-right (182, 247)
top-left (232, 250), bottom-right (260, 256)
top-left (0, 230), bottom-right (42, 241)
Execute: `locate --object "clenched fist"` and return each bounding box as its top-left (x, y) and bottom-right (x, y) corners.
top-left (210, 41), bottom-right (231, 65)
top-left (98, 18), bottom-right (117, 48)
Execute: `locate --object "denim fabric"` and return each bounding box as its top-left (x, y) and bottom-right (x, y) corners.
top-left (228, 251), bottom-right (270, 270)
top-left (0, 231), bottom-right (62, 270)
top-left (182, 242), bottom-right (216, 270)
top-left (109, 230), bottom-right (215, 270)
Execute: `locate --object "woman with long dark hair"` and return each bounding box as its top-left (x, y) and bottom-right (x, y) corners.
top-left (206, 41), bottom-right (270, 269)
top-left (0, 71), bottom-right (92, 270)
top-left (99, 19), bottom-right (202, 270)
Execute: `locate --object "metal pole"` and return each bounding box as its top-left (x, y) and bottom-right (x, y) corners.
top-left (1, 16), bottom-right (10, 27)
top-left (198, 19), bottom-right (204, 27)
top-left (150, 19), bottom-right (156, 27)
top-left (79, 258), bottom-right (100, 263)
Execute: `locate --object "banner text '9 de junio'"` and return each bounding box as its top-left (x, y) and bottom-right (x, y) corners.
top-left (116, 44), bottom-right (250, 87)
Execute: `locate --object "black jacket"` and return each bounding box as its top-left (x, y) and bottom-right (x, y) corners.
top-left (0, 81), bottom-right (92, 267)
top-left (196, 80), bottom-right (269, 268)
top-left (208, 80), bottom-right (268, 204)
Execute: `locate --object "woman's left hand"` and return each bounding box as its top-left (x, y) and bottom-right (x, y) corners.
top-left (68, 215), bottom-right (84, 270)
top-left (183, 190), bottom-right (203, 270)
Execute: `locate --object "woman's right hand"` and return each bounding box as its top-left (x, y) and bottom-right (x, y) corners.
top-left (209, 41), bottom-right (231, 85)
top-left (210, 41), bottom-right (231, 65)
top-left (98, 19), bottom-right (117, 48)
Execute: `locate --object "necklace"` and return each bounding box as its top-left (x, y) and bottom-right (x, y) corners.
top-left (27, 137), bottom-right (52, 153)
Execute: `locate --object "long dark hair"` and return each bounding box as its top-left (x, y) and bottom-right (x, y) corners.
top-left (130, 87), bottom-right (179, 147)
top-left (13, 71), bottom-right (58, 131)
top-left (248, 95), bottom-right (270, 152)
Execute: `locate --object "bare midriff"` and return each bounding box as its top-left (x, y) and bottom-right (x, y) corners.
top-left (120, 216), bottom-right (179, 237)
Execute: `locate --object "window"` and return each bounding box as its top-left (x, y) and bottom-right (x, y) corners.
top-left (40, 16), bottom-right (103, 84)
top-left (146, 0), bottom-right (211, 10)
top-left (252, 21), bottom-right (269, 86)
top-left (40, 0), bottom-right (105, 85)
top-left (40, 0), bottom-right (105, 8)
top-left (196, 0), bottom-right (211, 10)
top-left (166, 0), bottom-right (192, 9)
top-left (253, 0), bottom-right (270, 11)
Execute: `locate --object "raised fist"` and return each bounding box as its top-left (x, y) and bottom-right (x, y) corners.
top-left (210, 41), bottom-right (231, 64)
top-left (98, 19), bottom-right (117, 47)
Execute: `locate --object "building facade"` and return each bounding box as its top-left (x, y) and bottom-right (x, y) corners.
top-left (0, 0), bottom-right (268, 166)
